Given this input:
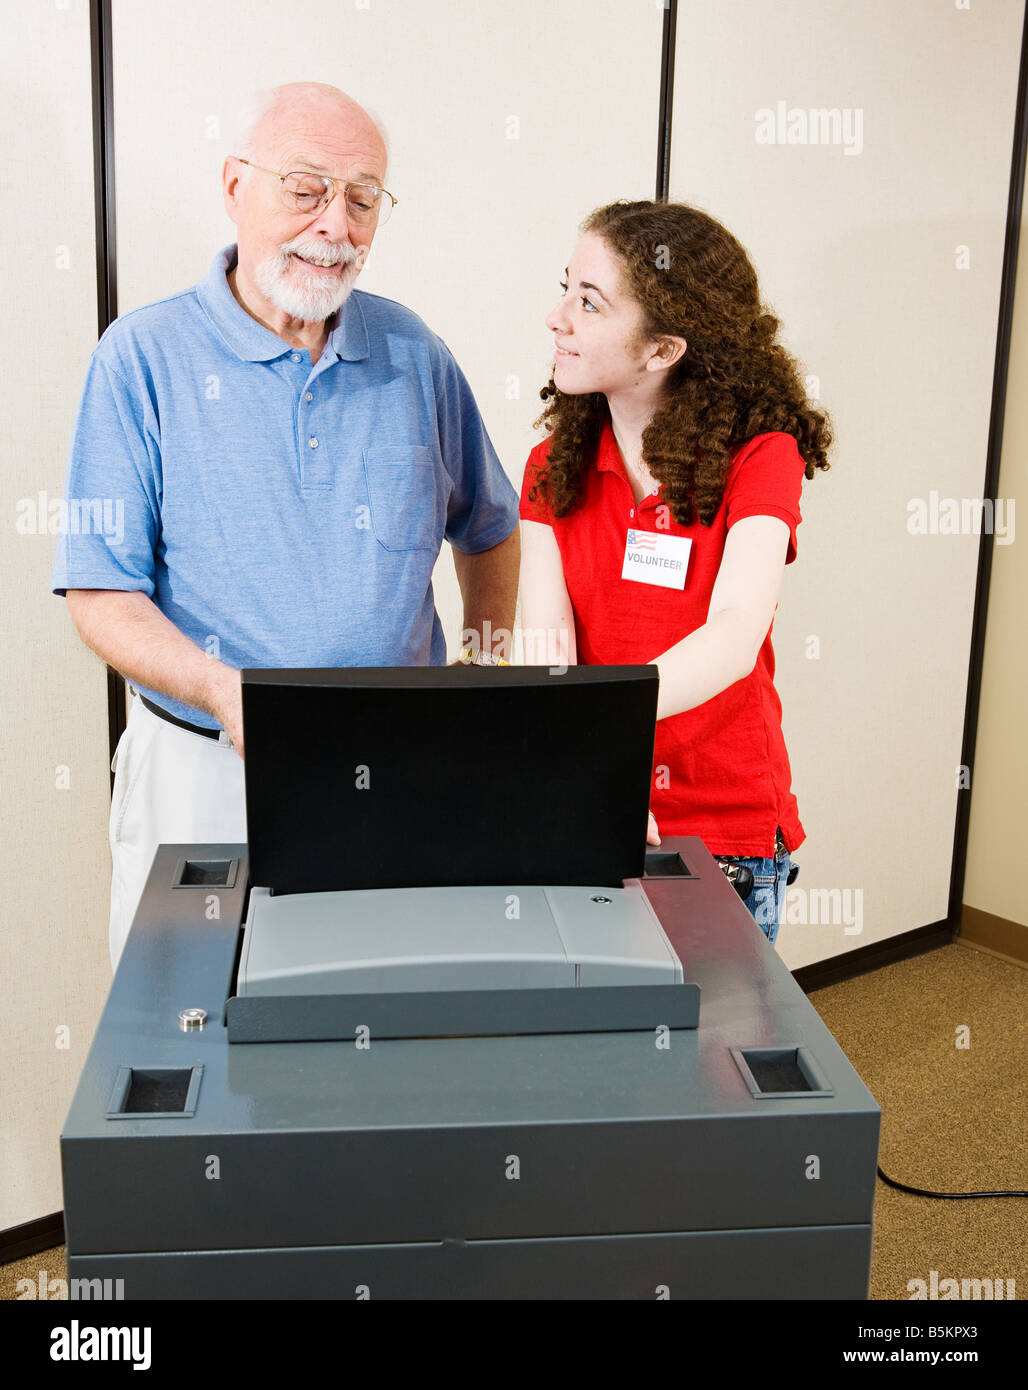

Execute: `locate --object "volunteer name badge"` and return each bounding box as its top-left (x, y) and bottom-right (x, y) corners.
top-left (622, 528), bottom-right (692, 589)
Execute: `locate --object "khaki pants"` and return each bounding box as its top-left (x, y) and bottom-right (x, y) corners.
top-left (108, 691), bottom-right (246, 970)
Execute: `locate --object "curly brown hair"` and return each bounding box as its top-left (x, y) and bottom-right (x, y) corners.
top-left (531, 201), bottom-right (833, 526)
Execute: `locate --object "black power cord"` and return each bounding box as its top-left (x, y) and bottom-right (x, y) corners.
top-left (877, 1167), bottom-right (1028, 1199)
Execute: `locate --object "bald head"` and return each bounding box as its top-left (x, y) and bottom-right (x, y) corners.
top-left (239, 82), bottom-right (388, 178)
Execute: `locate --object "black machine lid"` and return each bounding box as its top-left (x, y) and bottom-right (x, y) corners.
top-left (241, 665), bottom-right (659, 895)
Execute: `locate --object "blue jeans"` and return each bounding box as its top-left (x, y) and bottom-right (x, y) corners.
top-left (728, 848), bottom-right (794, 946)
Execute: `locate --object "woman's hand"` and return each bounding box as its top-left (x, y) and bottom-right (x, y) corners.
top-left (646, 811), bottom-right (661, 847)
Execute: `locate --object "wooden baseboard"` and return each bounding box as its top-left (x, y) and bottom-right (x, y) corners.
top-left (960, 904), bottom-right (1028, 966)
top-left (0, 1212), bottom-right (64, 1267)
top-left (793, 920), bottom-right (954, 992)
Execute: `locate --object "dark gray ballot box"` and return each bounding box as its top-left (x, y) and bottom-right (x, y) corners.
top-left (60, 839), bottom-right (880, 1300)
top-left (61, 669), bottom-right (880, 1298)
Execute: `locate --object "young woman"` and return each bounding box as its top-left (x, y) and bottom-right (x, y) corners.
top-left (519, 201), bottom-right (832, 945)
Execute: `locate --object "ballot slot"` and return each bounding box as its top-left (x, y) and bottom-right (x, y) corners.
top-left (643, 851), bottom-right (694, 877)
top-left (106, 1065), bottom-right (204, 1118)
top-left (731, 1046), bottom-right (833, 1099)
top-left (172, 857), bottom-right (238, 889)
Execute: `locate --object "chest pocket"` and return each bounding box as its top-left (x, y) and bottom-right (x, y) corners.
top-left (362, 444), bottom-right (446, 553)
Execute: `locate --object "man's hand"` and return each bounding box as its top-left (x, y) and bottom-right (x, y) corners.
top-left (206, 664), bottom-right (244, 758)
top-left (646, 811), bottom-right (661, 847)
top-left (64, 589), bottom-right (247, 757)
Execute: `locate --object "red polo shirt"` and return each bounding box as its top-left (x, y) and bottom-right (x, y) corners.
top-left (519, 422), bottom-right (806, 857)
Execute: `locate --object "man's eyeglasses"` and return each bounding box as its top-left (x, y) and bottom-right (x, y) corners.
top-left (234, 158), bottom-right (397, 226)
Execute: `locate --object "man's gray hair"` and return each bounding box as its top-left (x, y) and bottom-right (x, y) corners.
top-left (232, 87), bottom-right (277, 165)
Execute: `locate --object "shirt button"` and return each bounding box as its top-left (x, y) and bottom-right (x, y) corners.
top-left (630, 509), bottom-right (635, 517)
top-left (308, 438), bottom-right (319, 449)
top-left (304, 392), bottom-right (313, 402)
top-left (291, 353), bottom-right (301, 363)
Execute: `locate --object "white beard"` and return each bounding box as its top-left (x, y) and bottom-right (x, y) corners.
top-left (254, 238), bottom-right (366, 322)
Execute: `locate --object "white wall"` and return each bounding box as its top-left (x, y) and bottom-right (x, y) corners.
top-left (1, 0), bottom-right (113, 1231)
top-left (669, 0), bottom-right (1025, 967)
top-left (109, 0), bottom-right (665, 652)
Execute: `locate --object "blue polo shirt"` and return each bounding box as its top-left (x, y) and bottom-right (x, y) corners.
top-left (52, 245), bottom-right (518, 728)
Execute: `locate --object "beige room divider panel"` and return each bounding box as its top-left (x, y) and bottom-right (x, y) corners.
top-left (2, 0), bottom-right (114, 1232)
top-left (669, 0), bottom-right (1025, 967)
top-left (109, 0), bottom-right (665, 653)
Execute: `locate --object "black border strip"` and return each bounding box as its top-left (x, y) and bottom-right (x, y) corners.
top-left (655, 0), bottom-right (678, 200)
top-left (946, 0), bottom-right (1028, 936)
top-left (90, 0), bottom-right (127, 777)
top-left (0, 1211), bottom-right (65, 1268)
top-left (89, 0), bottom-right (116, 329)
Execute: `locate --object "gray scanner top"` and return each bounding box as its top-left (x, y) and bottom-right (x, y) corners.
top-left (237, 882), bottom-right (683, 996)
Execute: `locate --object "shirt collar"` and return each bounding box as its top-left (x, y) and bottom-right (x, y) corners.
top-left (595, 417), bottom-right (664, 509)
top-left (196, 244), bottom-right (370, 363)
top-left (594, 418), bottom-right (624, 474)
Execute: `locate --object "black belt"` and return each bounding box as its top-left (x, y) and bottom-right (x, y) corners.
top-left (138, 694), bottom-right (222, 741)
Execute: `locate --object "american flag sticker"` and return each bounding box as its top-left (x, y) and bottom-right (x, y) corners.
top-left (622, 528), bottom-right (692, 590)
top-left (627, 529), bottom-right (658, 550)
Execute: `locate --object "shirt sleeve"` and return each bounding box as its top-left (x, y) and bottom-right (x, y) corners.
top-left (724, 432), bottom-right (805, 564)
top-left (435, 342), bottom-right (519, 554)
top-left (51, 349), bottom-right (162, 597)
top-left (518, 443), bottom-right (554, 524)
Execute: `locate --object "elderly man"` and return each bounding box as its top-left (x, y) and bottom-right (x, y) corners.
top-left (52, 82), bottom-right (520, 968)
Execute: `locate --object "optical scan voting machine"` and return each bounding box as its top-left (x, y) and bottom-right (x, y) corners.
top-left (61, 667), bottom-right (880, 1299)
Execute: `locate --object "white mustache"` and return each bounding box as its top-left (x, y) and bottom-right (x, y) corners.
top-left (281, 239), bottom-right (366, 270)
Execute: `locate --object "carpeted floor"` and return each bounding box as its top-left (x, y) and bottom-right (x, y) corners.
top-left (809, 939), bottom-right (1026, 1300)
top-left (3, 940), bottom-right (1024, 1300)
